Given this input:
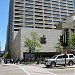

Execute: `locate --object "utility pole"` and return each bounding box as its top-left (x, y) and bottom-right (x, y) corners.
top-left (60, 28), bottom-right (69, 67)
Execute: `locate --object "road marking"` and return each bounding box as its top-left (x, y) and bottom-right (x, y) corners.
top-left (18, 66), bottom-right (30, 75)
top-left (18, 65), bottom-right (57, 75)
top-left (32, 66), bottom-right (57, 75)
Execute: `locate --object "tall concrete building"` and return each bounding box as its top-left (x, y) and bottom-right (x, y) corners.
top-left (6, 0), bottom-right (74, 58)
top-left (9, 0), bottom-right (74, 37)
top-left (74, 0), bottom-right (75, 10)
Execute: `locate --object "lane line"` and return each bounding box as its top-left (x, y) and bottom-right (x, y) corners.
top-left (18, 66), bottom-right (30, 75)
top-left (31, 66), bottom-right (57, 75)
top-left (18, 65), bottom-right (57, 75)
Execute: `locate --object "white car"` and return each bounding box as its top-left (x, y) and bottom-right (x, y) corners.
top-left (44, 54), bottom-right (75, 67)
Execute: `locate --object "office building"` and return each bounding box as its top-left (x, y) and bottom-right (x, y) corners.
top-left (9, 0), bottom-right (74, 37)
top-left (74, 0), bottom-right (75, 10)
top-left (6, 0), bottom-right (74, 58)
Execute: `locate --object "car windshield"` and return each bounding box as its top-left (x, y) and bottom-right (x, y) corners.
top-left (51, 55), bottom-right (57, 59)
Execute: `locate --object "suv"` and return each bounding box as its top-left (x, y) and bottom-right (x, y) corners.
top-left (44, 54), bottom-right (75, 67)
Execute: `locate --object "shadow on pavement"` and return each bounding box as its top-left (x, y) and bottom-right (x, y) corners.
top-left (43, 65), bottom-right (75, 69)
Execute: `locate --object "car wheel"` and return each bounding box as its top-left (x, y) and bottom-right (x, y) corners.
top-left (46, 65), bottom-right (50, 67)
top-left (51, 62), bottom-right (56, 68)
top-left (68, 61), bottom-right (73, 66)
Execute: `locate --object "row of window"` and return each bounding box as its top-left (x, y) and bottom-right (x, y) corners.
top-left (15, 16), bottom-right (63, 20)
top-left (14, 25), bottom-right (54, 30)
top-left (15, 1), bottom-right (73, 5)
top-left (14, 20), bottom-right (61, 24)
top-left (15, 9), bottom-right (73, 13)
top-left (14, 13), bottom-right (72, 18)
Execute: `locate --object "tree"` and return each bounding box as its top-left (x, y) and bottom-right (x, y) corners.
top-left (69, 33), bottom-right (75, 47)
top-left (24, 32), bottom-right (41, 53)
top-left (3, 52), bottom-right (8, 58)
top-left (54, 42), bottom-right (63, 54)
top-left (55, 40), bottom-right (64, 53)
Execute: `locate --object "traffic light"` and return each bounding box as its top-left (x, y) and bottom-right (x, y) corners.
top-left (40, 35), bottom-right (46, 44)
top-left (66, 30), bottom-right (69, 46)
top-left (60, 35), bottom-right (63, 46)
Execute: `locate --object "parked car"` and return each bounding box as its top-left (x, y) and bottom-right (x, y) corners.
top-left (44, 54), bottom-right (75, 67)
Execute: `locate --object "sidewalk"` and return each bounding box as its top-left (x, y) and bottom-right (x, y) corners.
top-left (0, 62), bottom-right (21, 66)
top-left (1, 62), bottom-right (75, 69)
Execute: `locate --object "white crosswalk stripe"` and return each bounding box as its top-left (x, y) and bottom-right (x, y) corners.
top-left (18, 65), bottom-right (57, 75)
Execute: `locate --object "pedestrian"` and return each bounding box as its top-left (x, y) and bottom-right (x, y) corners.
top-left (1, 58), bottom-right (4, 65)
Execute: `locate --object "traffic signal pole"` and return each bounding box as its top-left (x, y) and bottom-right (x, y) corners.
top-left (60, 28), bottom-right (69, 67)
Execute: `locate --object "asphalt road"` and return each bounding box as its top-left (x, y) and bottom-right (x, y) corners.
top-left (0, 64), bottom-right (75, 75)
top-left (0, 64), bottom-right (28, 75)
top-left (33, 64), bottom-right (75, 75)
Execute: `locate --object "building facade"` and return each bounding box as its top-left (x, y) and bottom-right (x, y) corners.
top-left (6, 0), bottom-right (74, 58)
top-left (62, 13), bottom-right (75, 37)
top-left (12, 0), bottom-right (74, 32)
top-left (12, 28), bottom-right (61, 59)
top-left (74, 0), bottom-right (75, 11)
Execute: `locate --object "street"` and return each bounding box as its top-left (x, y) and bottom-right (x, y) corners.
top-left (0, 64), bottom-right (75, 75)
top-left (33, 64), bottom-right (75, 75)
top-left (0, 64), bottom-right (27, 75)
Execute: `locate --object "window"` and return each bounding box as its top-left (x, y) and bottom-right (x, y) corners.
top-left (25, 14), bottom-right (33, 16)
top-left (57, 55), bottom-right (68, 59)
top-left (25, 0), bottom-right (32, 1)
top-left (51, 55), bottom-right (57, 59)
top-left (69, 55), bottom-right (73, 58)
top-left (25, 22), bottom-right (33, 25)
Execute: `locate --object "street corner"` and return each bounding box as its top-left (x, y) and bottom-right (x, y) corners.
top-left (0, 63), bottom-right (16, 66)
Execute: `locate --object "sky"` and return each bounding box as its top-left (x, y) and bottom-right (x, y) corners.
top-left (0, 0), bottom-right (9, 51)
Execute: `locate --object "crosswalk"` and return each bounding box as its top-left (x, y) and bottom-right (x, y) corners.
top-left (18, 65), bottom-right (57, 75)
top-left (0, 64), bottom-right (74, 75)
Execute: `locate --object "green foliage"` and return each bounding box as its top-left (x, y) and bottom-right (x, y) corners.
top-left (3, 52), bottom-right (8, 58)
top-left (54, 42), bottom-right (63, 53)
top-left (24, 32), bottom-right (41, 52)
top-left (69, 33), bottom-right (75, 47)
